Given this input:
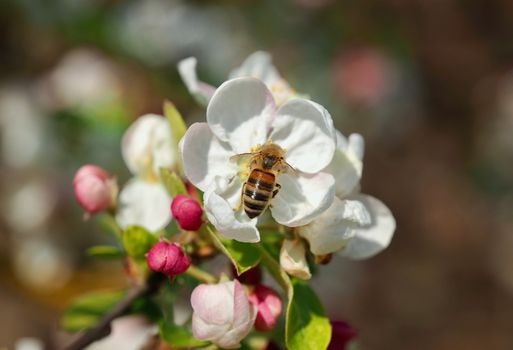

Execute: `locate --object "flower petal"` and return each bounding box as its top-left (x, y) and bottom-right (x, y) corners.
top-left (180, 122), bottom-right (237, 192)
top-left (270, 99), bottom-right (336, 173)
top-left (232, 279), bottom-right (252, 326)
top-left (339, 195), bottom-right (396, 259)
top-left (122, 114), bottom-right (175, 177)
top-left (229, 51), bottom-right (282, 87)
top-left (177, 57), bottom-right (216, 106)
top-left (115, 179), bottom-right (172, 232)
top-left (325, 131), bottom-right (364, 197)
top-left (203, 176), bottom-right (260, 243)
top-left (191, 282), bottom-right (234, 325)
top-left (206, 77), bottom-right (275, 154)
top-left (229, 51), bottom-right (298, 106)
top-left (270, 172), bottom-right (335, 227)
top-left (279, 239), bottom-right (311, 280)
top-left (192, 313), bottom-right (231, 342)
top-left (298, 197), bottom-right (371, 255)
top-left (216, 312), bottom-right (256, 349)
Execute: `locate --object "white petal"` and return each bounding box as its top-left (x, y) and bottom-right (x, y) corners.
top-left (279, 239), bottom-right (311, 280)
top-left (180, 122), bottom-right (237, 192)
top-left (229, 51), bottom-right (282, 87)
top-left (270, 99), bottom-right (336, 173)
top-left (204, 177), bottom-right (260, 243)
top-left (298, 197), bottom-right (371, 255)
top-left (229, 51), bottom-right (297, 106)
top-left (206, 77), bottom-right (275, 154)
top-left (339, 195), bottom-right (396, 259)
top-left (326, 131), bottom-right (364, 197)
top-left (216, 314), bottom-right (255, 349)
top-left (122, 114), bottom-right (175, 177)
top-left (347, 133), bottom-right (365, 161)
top-left (191, 282), bottom-right (235, 325)
top-left (115, 179), bottom-right (172, 232)
top-left (270, 172), bottom-right (335, 227)
top-left (177, 57), bottom-right (216, 106)
top-left (192, 313), bottom-right (231, 342)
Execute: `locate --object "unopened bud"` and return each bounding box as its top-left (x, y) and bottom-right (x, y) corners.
top-left (280, 239), bottom-right (311, 280)
top-left (146, 240), bottom-right (190, 277)
top-left (73, 165), bottom-right (117, 214)
top-left (328, 320), bottom-right (357, 350)
top-left (191, 279), bottom-right (256, 349)
top-left (249, 284), bottom-right (283, 332)
top-left (231, 265), bottom-right (262, 285)
top-left (171, 194), bottom-right (203, 231)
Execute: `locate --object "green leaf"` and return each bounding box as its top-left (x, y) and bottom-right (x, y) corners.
top-left (160, 167), bottom-right (187, 197)
top-left (61, 290), bottom-right (125, 332)
top-left (87, 245), bottom-right (125, 260)
top-left (205, 226), bottom-right (261, 274)
top-left (163, 100), bottom-right (187, 147)
top-left (286, 280), bottom-right (332, 350)
top-left (258, 245), bottom-right (331, 350)
top-left (122, 226), bottom-right (158, 260)
top-left (96, 213), bottom-right (123, 239)
top-left (160, 320), bottom-right (209, 348)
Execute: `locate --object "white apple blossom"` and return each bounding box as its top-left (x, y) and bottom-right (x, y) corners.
top-left (180, 77), bottom-right (336, 242)
top-left (178, 51), bottom-right (299, 107)
top-left (115, 114), bottom-right (173, 232)
top-left (191, 279), bottom-right (256, 349)
top-left (298, 131), bottom-right (396, 258)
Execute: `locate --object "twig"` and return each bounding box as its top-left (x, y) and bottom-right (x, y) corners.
top-left (186, 265), bottom-right (217, 284)
top-left (62, 273), bottom-right (165, 350)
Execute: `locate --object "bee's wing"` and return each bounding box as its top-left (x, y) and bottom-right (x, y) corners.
top-left (279, 160), bottom-right (297, 175)
top-left (229, 153), bottom-right (255, 165)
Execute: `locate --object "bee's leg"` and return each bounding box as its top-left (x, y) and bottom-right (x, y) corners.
top-left (272, 183), bottom-right (281, 198)
top-left (268, 184), bottom-right (281, 209)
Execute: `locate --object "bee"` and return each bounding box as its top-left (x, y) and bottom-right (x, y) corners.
top-left (231, 143), bottom-right (295, 219)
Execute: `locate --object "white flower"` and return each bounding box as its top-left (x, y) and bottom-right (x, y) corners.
top-left (280, 239), bottom-right (312, 280)
top-left (181, 77), bottom-right (336, 242)
top-left (116, 114), bottom-right (173, 232)
top-left (178, 51), bottom-right (299, 107)
top-left (121, 114), bottom-right (176, 178)
top-left (298, 132), bottom-right (396, 258)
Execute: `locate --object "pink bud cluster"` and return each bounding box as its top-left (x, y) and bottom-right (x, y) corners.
top-left (171, 195), bottom-right (203, 231)
top-left (146, 240), bottom-right (190, 278)
top-left (73, 165), bottom-right (117, 214)
top-left (249, 284), bottom-right (283, 332)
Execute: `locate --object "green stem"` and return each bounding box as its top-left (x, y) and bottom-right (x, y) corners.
top-left (186, 265), bottom-right (217, 284)
top-left (257, 244), bottom-right (292, 295)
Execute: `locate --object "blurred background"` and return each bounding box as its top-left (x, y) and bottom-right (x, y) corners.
top-left (1, 0), bottom-right (513, 349)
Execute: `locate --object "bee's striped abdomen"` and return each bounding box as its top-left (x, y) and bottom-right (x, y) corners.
top-left (243, 169), bottom-right (275, 219)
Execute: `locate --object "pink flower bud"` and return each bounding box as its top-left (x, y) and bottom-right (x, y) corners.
top-left (231, 265), bottom-right (262, 286)
top-left (171, 194), bottom-right (203, 231)
top-left (73, 165), bottom-right (117, 214)
top-left (328, 320), bottom-right (357, 350)
top-left (248, 284), bottom-right (283, 332)
top-left (146, 240), bottom-right (190, 276)
top-left (191, 280), bottom-right (256, 348)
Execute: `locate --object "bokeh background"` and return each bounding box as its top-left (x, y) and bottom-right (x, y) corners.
top-left (1, 0), bottom-right (513, 349)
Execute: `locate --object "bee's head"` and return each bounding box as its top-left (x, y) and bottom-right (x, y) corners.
top-left (262, 154), bottom-right (279, 170)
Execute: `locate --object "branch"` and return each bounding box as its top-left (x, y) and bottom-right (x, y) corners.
top-left (62, 273), bottom-right (165, 350)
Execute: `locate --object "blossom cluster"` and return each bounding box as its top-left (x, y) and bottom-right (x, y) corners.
top-left (70, 51), bottom-right (395, 350)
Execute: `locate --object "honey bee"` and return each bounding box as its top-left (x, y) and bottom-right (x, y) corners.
top-left (231, 143), bottom-right (295, 219)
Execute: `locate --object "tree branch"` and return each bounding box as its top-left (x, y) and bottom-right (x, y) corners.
top-left (62, 273), bottom-right (165, 350)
